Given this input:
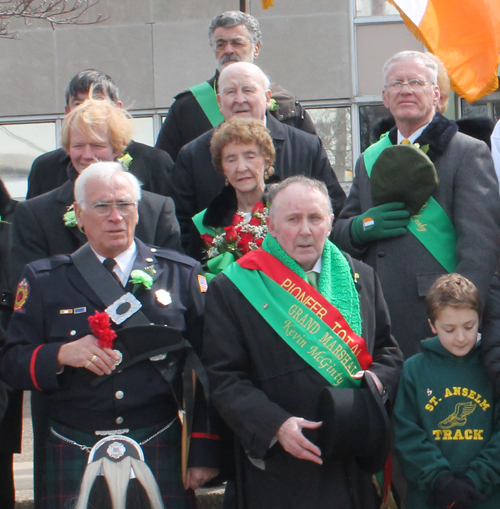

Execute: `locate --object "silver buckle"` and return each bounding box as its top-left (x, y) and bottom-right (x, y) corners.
top-left (105, 293), bottom-right (142, 325)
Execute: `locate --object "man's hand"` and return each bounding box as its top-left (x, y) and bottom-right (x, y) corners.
top-left (57, 334), bottom-right (121, 376)
top-left (353, 370), bottom-right (384, 394)
top-left (276, 417), bottom-right (323, 464)
top-left (184, 467), bottom-right (219, 491)
top-left (350, 202), bottom-right (410, 245)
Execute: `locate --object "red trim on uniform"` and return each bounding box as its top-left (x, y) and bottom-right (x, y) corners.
top-left (191, 432), bottom-right (221, 440)
top-left (30, 345), bottom-right (44, 391)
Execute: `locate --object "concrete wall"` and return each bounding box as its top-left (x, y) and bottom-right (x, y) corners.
top-left (1, 0), bottom-right (358, 116)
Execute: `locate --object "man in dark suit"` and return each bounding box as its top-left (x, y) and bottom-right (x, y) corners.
top-left (27, 69), bottom-right (173, 199)
top-left (2, 163), bottom-right (219, 509)
top-left (155, 10), bottom-right (316, 161)
top-left (169, 61), bottom-right (345, 255)
top-left (332, 50), bottom-right (500, 360)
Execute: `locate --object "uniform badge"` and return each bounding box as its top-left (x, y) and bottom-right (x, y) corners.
top-left (14, 278), bottom-right (30, 313)
top-left (155, 289), bottom-right (172, 306)
top-left (198, 275), bottom-right (208, 293)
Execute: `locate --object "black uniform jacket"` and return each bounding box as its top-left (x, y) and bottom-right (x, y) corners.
top-left (203, 254), bottom-right (403, 509)
top-left (155, 72), bottom-right (317, 161)
top-left (10, 179), bottom-right (181, 291)
top-left (26, 140), bottom-right (174, 199)
top-left (169, 113), bottom-right (346, 251)
top-left (1, 239), bottom-right (218, 465)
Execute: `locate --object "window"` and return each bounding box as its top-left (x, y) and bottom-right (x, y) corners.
top-left (0, 122), bottom-right (57, 200)
top-left (359, 104), bottom-right (393, 153)
top-left (356, 0), bottom-right (399, 17)
top-left (307, 107), bottom-right (353, 182)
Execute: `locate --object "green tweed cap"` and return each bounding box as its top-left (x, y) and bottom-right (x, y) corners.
top-left (371, 144), bottom-right (438, 216)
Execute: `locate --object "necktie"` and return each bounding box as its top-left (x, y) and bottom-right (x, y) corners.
top-left (306, 271), bottom-right (319, 291)
top-left (103, 258), bottom-right (123, 287)
top-left (401, 138), bottom-right (411, 145)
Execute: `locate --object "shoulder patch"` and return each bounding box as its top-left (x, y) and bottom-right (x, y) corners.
top-left (198, 275), bottom-right (208, 293)
top-left (13, 278), bottom-right (30, 313)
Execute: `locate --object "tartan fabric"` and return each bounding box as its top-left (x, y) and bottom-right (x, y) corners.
top-left (42, 418), bottom-right (196, 509)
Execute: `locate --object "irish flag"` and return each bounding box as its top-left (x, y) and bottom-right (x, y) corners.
top-left (387, 0), bottom-right (500, 102)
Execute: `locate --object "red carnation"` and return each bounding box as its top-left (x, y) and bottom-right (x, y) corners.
top-left (232, 214), bottom-right (244, 226)
top-left (252, 202), bottom-right (265, 215)
top-left (249, 217), bottom-right (261, 226)
top-left (255, 237), bottom-right (264, 247)
top-left (237, 233), bottom-right (254, 254)
top-left (88, 311), bottom-right (117, 349)
top-left (224, 226), bottom-right (239, 242)
top-left (200, 233), bottom-right (215, 247)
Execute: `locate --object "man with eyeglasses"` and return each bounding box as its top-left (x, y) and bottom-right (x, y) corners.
top-left (154, 10), bottom-right (316, 161)
top-left (1, 162), bottom-right (219, 509)
top-left (333, 50), bottom-right (500, 360)
top-left (8, 98), bottom-right (182, 509)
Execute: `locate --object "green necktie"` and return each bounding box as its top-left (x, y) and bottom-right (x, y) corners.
top-left (306, 271), bottom-right (319, 291)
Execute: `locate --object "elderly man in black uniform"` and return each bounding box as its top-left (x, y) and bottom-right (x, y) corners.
top-left (169, 61), bottom-right (345, 257)
top-left (155, 10), bottom-right (316, 161)
top-left (203, 176), bottom-right (403, 509)
top-left (27, 69), bottom-right (174, 198)
top-left (2, 163), bottom-right (219, 509)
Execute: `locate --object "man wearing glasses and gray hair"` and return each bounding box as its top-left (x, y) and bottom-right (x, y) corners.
top-left (155, 10), bottom-right (316, 161)
top-left (333, 50), bottom-right (500, 360)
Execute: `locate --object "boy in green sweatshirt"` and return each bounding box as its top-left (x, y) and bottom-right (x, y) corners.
top-left (394, 273), bottom-right (500, 509)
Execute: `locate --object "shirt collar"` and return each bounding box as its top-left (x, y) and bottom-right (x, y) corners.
top-left (397, 122), bottom-right (429, 145)
top-left (307, 257), bottom-right (322, 275)
top-left (92, 241), bottom-right (138, 286)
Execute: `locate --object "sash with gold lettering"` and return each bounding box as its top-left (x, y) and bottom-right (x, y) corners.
top-left (224, 250), bottom-right (372, 388)
top-left (364, 133), bottom-right (457, 273)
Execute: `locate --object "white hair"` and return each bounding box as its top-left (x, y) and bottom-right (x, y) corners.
top-left (74, 162), bottom-right (142, 204)
top-left (383, 50), bottom-right (439, 85)
top-left (219, 62), bottom-right (271, 91)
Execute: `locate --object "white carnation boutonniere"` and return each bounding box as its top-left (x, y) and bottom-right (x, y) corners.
top-left (63, 204), bottom-right (78, 228)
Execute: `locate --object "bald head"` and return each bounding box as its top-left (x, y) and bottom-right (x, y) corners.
top-left (217, 62), bottom-right (272, 121)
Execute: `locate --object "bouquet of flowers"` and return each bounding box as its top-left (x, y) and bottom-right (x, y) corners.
top-left (201, 201), bottom-right (268, 260)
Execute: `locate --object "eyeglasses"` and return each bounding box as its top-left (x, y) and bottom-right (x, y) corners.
top-left (385, 79), bottom-right (430, 92)
top-left (214, 37), bottom-right (251, 50)
top-left (84, 202), bottom-right (137, 216)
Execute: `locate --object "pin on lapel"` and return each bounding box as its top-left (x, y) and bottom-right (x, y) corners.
top-left (155, 289), bottom-right (172, 306)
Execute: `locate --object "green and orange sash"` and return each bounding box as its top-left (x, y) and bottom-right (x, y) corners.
top-left (224, 250), bottom-right (372, 388)
top-left (364, 134), bottom-right (457, 273)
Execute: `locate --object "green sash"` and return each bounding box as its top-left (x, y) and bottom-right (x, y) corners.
top-left (363, 134), bottom-right (457, 273)
top-left (192, 210), bottom-right (234, 283)
top-left (225, 262), bottom-right (362, 388)
top-left (189, 81), bottom-right (224, 128)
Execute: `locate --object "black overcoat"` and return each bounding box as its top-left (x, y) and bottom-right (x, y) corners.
top-left (203, 254), bottom-right (403, 509)
top-left (169, 113), bottom-right (346, 250)
top-left (26, 141), bottom-right (174, 199)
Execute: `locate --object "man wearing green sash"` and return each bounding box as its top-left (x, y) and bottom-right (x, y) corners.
top-left (154, 11), bottom-right (317, 161)
top-left (203, 176), bottom-right (403, 509)
top-left (333, 50), bottom-right (500, 359)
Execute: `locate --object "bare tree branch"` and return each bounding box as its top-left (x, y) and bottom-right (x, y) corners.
top-left (0, 0), bottom-right (107, 39)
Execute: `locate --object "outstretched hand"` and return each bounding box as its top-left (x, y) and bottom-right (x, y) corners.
top-left (276, 416), bottom-right (323, 464)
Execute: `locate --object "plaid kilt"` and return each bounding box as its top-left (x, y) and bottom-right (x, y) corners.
top-left (42, 418), bottom-right (196, 509)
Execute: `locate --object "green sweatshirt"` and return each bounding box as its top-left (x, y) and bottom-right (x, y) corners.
top-left (394, 336), bottom-right (500, 509)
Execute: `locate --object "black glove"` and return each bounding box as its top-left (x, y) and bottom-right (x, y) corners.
top-left (430, 472), bottom-right (487, 509)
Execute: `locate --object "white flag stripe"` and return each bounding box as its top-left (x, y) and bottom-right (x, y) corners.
top-left (391, 0), bottom-right (428, 25)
